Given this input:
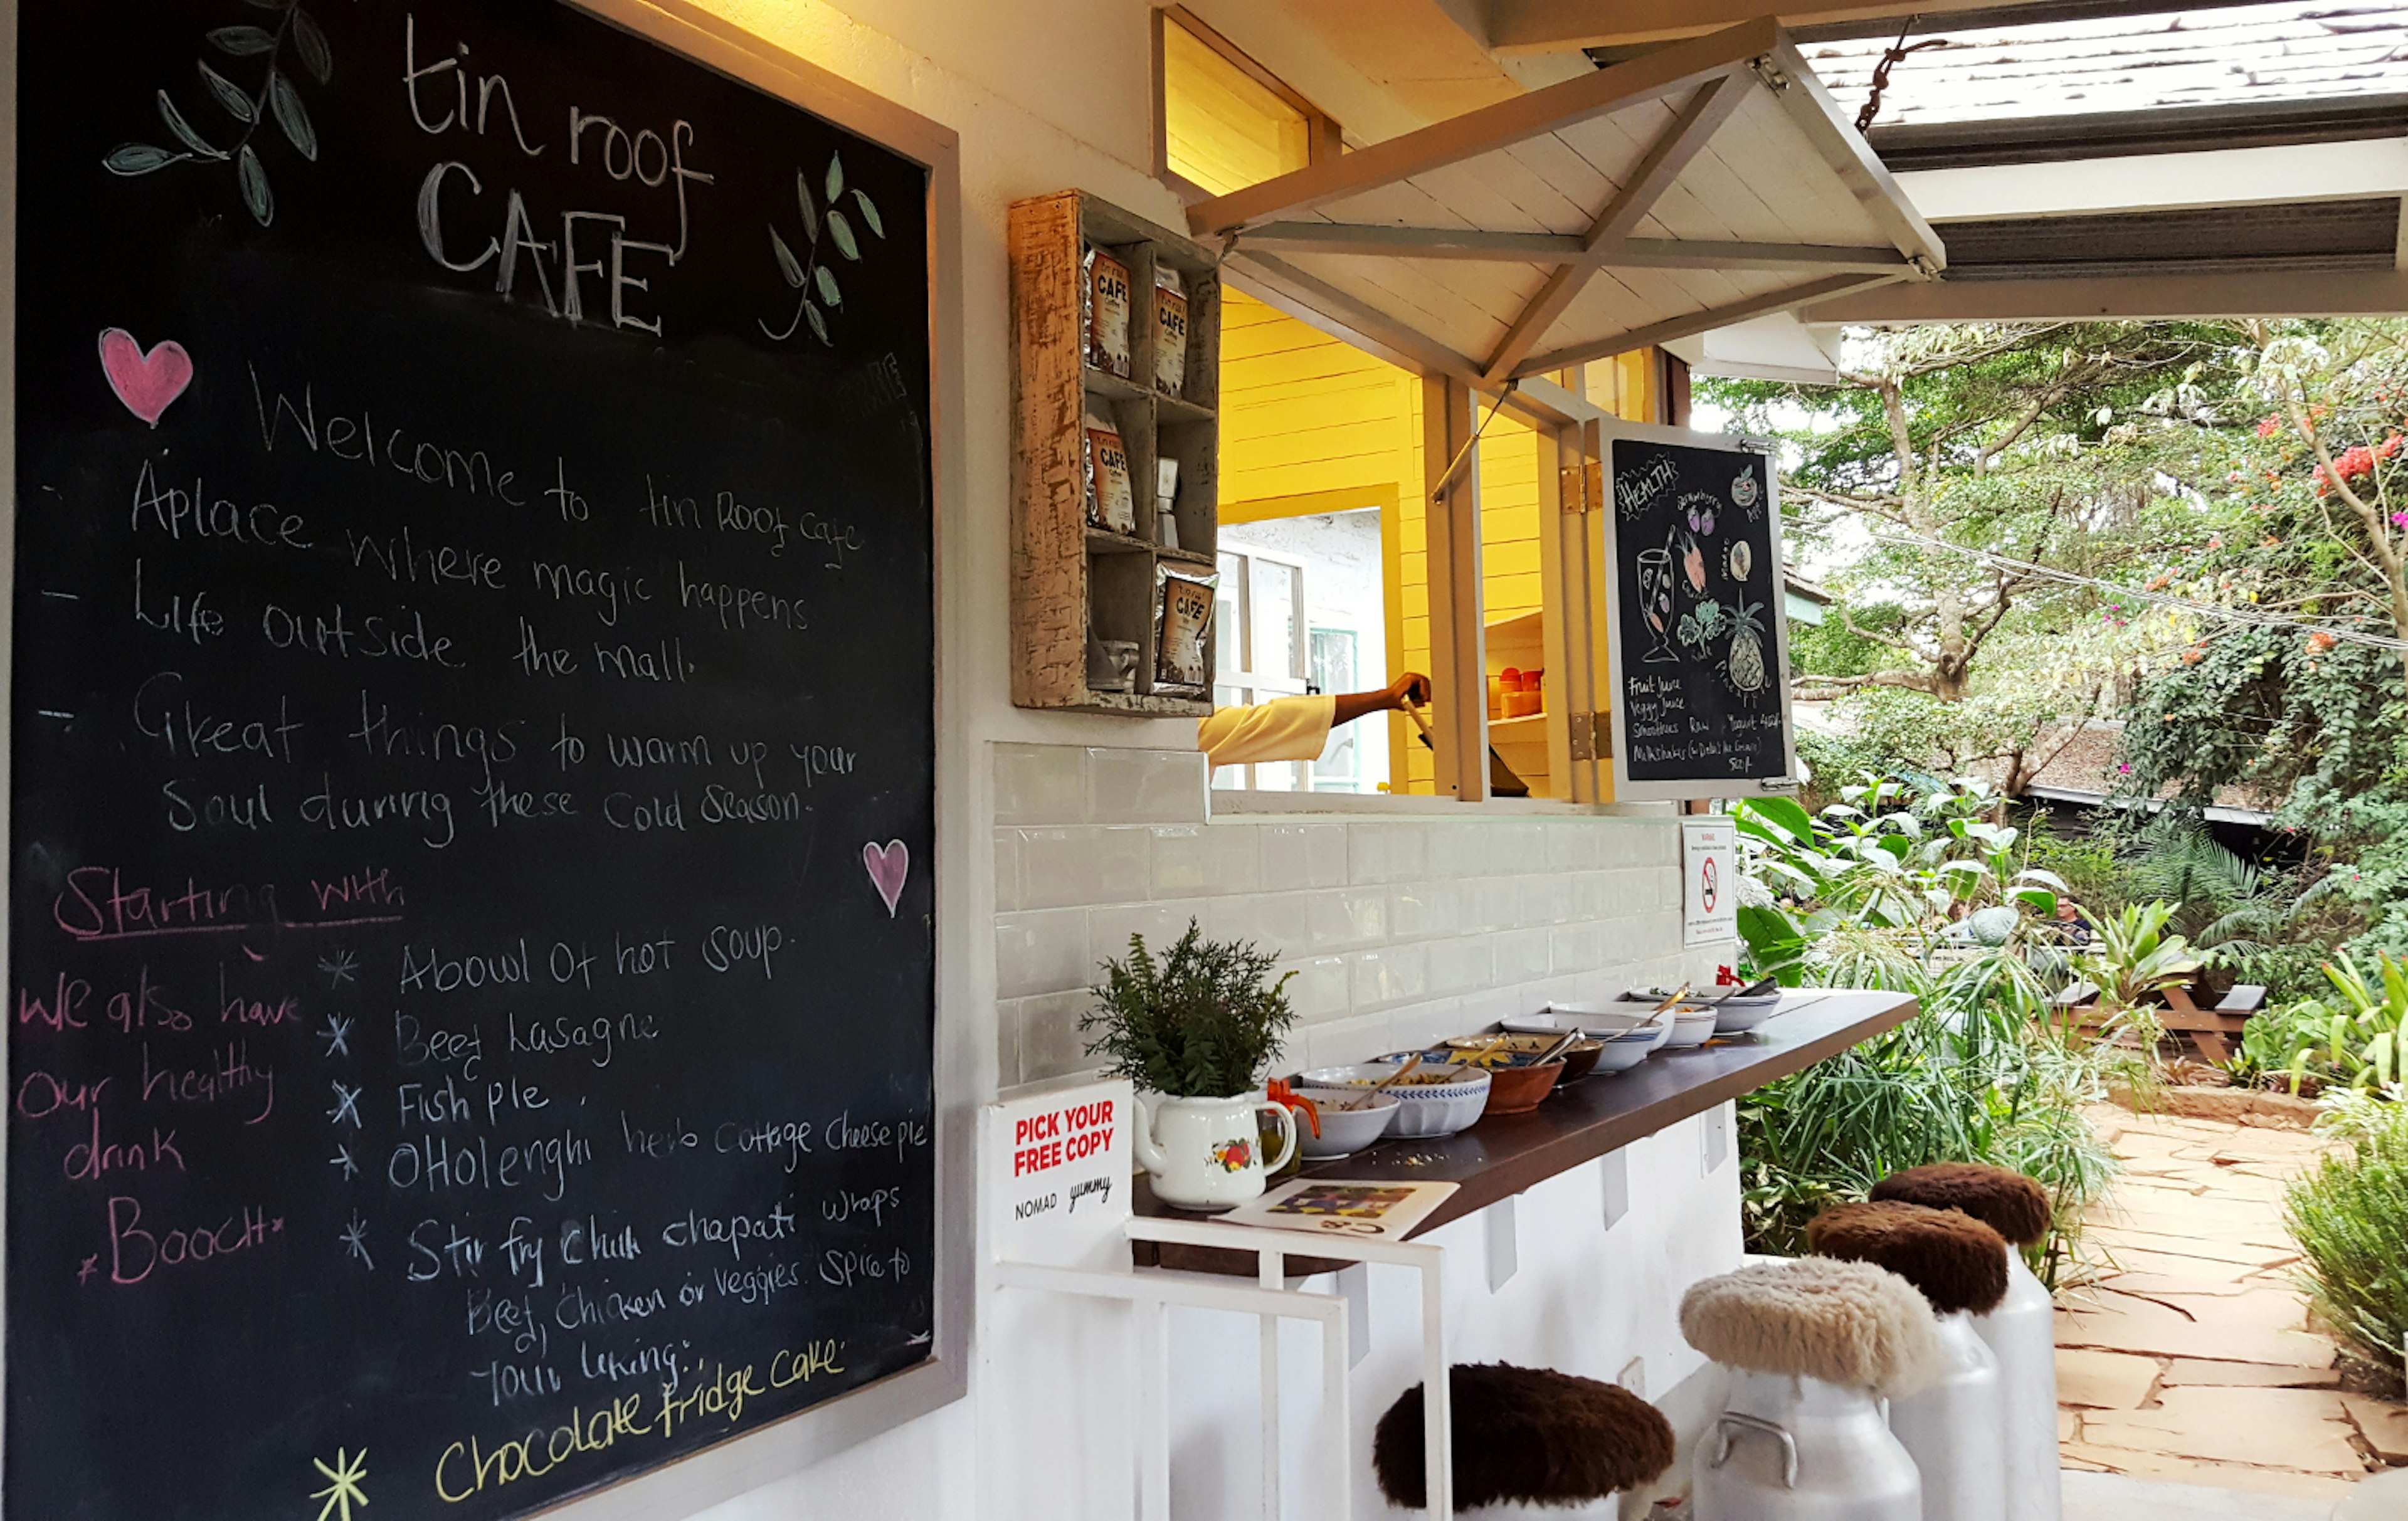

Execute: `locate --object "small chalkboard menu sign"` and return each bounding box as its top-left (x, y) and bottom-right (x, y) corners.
top-left (1602, 423), bottom-right (1797, 801)
top-left (9, 3), bottom-right (944, 1519)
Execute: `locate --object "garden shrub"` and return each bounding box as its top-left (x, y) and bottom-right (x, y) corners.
top-left (2286, 1100), bottom-right (2408, 1371)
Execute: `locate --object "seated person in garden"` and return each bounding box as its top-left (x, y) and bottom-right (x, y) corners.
top-left (1198, 671), bottom-right (1430, 769)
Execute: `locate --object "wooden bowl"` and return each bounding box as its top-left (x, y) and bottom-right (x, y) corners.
top-left (1481, 1058), bottom-right (1565, 1115)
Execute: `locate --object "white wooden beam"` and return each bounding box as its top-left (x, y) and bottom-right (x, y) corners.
top-left (1184, 18), bottom-right (1777, 238)
top-left (1222, 251), bottom-right (1486, 382)
top-left (1245, 224), bottom-right (1585, 261)
top-left (1482, 74), bottom-right (1750, 382)
top-left (1804, 267), bottom-right (2408, 323)
top-left (1757, 41), bottom-right (1947, 271)
top-left (1487, 0), bottom-right (2078, 53)
top-left (1242, 223), bottom-right (1910, 272)
top-left (1514, 271), bottom-right (1899, 376)
top-left (1899, 139), bottom-right (2408, 223)
top-left (1423, 376), bottom-right (1490, 803)
top-left (1617, 239), bottom-right (1909, 271)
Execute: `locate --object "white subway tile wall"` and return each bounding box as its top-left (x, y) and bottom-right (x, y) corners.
top-left (993, 744), bottom-right (1732, 1088)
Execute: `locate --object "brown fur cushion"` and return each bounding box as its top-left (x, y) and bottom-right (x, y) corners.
top-left (1372, 1363), bottom-right (1674, 1509)
top-left (1872, 1162), bottom-right (2052, 1246)
top-left (1680, 1258), bottom-right (1946, 1398)
top-left (1808, 1199), bottom-right (2009, 1315)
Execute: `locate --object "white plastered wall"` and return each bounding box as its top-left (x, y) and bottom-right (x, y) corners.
top-left (603, 4), bottom-right (1748, 1517)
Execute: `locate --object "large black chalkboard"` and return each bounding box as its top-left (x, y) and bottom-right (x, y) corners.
top-left (9, 3), bottom-right (936, 1519)
top-left (1605, 431), bottom-right (1794, 797)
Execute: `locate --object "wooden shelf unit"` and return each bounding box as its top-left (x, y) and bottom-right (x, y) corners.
top-left (1010, 189), bottom-right (1223, 714)
top-left (1485, 609), bottom-right (1552, 796)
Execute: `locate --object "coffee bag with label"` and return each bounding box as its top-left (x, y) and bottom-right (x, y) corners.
top-left (1084, 408), bottom-right (1136, 534)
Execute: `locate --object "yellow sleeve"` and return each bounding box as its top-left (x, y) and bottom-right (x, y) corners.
top-left (1196, 695), bottom-right (1338, 768)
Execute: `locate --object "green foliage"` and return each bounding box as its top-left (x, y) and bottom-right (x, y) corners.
top-left (2077, 902), bottom-right (2202, 1011)
top-left (2285, 1100), bottom-right (2408, 1370)
top-left (1080, 922), bottom-right (1297, 1098)
top-left (1729, 773), bottom-right (2121, 1282)
top-left (1738, 952), bottom-right (2118, 1285)
top-left (2244, 952), bottom-right (2408, 1095)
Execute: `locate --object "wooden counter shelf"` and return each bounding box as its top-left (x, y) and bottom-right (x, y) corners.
top-left (1133, 989), bottom-right (1918, 1276)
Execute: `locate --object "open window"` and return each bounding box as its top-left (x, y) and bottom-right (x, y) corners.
top-left (1153, 6), bottom-right (1339, 201)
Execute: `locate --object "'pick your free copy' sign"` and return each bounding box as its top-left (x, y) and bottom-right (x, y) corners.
top-left (985, 1079), bottom-right (1130, 1270)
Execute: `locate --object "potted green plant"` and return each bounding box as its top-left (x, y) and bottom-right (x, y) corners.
top-left (1082, 922), bottom-right (1299, 1210)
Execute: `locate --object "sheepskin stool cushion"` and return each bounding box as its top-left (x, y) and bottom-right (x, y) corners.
top-left (1679, 1258), bottom-right (1946, 1399)
top-left (1807, 1199), bottom-right (2009, 1315)
top-left (1371, 1362), bottom-right (1674, 1512)
top-left (1872, 1161), bottom-right (2051, 1247)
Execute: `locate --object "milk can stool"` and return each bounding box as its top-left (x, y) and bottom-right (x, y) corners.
top-left (1679, 1257), bottom-right (1945, 1521)
top-left (1809, 1201), bottom-right (2010, 1521)
top-left (1371, 1362), bottom-right (1676, 1518)
top-left (1871, 1163), bottom-right (2059, 1521)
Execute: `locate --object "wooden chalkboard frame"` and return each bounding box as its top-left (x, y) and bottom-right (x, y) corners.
top-left (1598, 418), bottom-right (1800, 804)
top-left (0, 0), bottom-right (975, 1515)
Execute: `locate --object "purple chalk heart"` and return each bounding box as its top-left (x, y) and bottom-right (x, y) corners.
top-left (863, 839), bottom-right (909, 918)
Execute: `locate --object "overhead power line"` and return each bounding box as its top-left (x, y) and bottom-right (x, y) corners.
top-left (1858, 529), bottom-right (2408, 653)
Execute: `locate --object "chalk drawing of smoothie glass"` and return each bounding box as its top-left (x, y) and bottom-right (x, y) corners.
top-left (1637, 545), bottom-right (1678, 663)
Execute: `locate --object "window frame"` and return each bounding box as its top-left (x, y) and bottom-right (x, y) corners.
top-left (1151, 5), bottom-right (1343, 204)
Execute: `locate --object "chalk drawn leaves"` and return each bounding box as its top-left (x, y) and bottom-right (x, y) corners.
top-left (1677, 597), bottom-right (1727, 653)
top-left (103, 143), bottom-right (183, 176)
top-left (198, 58), bottom-right (255, 122)
top-left (158, 91), bottom-right (228, 159)
top-left (97, 329), bottom-right (195, 428)
top-left (269, 70), bottom-right (318, 161)
top-left (769, 224), bottom-right (806, 289)
top-left (863, 839), bottom-right (909, 917)
top-left (236, 144), bottom-right (273, 224)
top-left (208, 24), bottom-right (276, 55)
top-left (763, 149), bottom-right (885, 345)
top-left (291, 9), bottom-right (333, 83)
top-left (103, 1), bottom-right (332, 227)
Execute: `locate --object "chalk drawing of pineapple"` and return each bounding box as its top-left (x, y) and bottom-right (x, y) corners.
top-left (1728, 599), bottom-right (1768, 697)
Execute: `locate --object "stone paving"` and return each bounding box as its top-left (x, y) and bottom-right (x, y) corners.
top-left (2055, 1105), bottom-right (2407, 1504)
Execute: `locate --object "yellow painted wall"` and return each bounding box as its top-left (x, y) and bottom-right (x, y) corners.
top-left (1219, 288), bottom-right (1437, 791)
top-left (1217, 289), bottom-right (1664, 796)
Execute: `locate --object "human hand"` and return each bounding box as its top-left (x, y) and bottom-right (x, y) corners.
top-left (1386, 671), bottom-right (1432, 710)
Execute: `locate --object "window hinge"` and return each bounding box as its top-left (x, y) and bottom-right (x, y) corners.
top-left (1560, 461), bottom-right (1603, 515)
top-left (1568, 710), bottom-right (1613, 761)
top-left (1747, 56), bottom-right (1791, 92)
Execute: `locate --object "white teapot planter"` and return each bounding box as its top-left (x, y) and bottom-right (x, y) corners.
top-left (1131, 1090), bottom-right (1296, 1211)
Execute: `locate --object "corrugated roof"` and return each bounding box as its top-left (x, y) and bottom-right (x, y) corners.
top-left (1809, 2), bottom-right (2408, 127)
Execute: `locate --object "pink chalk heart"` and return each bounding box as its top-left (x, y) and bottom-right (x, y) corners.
top-left (97, 328), bottom-right (193, 428)
top-left (863, 839), bottom-right (909, 918)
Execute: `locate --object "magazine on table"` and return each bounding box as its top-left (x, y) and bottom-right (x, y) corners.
top-left (1220, 1179), bottom-right (1460, 1241)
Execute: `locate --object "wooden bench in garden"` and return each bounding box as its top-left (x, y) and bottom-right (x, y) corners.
top-left (2056, 981), bottom-right (2268, 1063)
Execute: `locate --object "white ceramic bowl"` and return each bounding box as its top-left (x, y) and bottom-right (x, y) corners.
top-left (1506, 1004), bottom-right (1654, 1041)
top-left (1662, 1006), bottom-right (1719, 1048)
top-left (1713, 997), bottom-right (1785, 1034)
top-left (1610, 1014), bottom-right (1674, 1055)
top-left (1589, 1038), bottom-right (1653, 1073)
top-left (1297, 1089), bottom-right (1400, 1158)
top-left (1299, 1063), bottom-right (1489, 1139)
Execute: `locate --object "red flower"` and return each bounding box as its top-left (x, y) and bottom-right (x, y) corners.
top-left (2257, 414), bottom-right (2284, 439)
top-left (2308, 631), bottom-right (2338, 653)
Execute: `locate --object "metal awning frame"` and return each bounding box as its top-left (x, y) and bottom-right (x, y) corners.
top-left (1187, 17), bottom-right (1946, 395)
